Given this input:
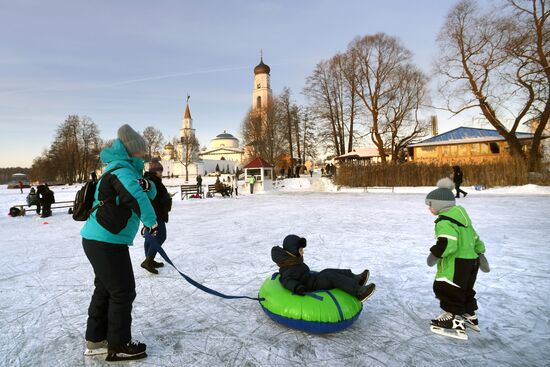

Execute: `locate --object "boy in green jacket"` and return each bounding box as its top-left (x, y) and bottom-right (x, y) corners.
top-left (425, 178), bottom-right (490, 339)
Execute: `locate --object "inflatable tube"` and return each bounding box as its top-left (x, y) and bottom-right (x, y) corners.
top-left (258, 273), bottom-right (363, 333)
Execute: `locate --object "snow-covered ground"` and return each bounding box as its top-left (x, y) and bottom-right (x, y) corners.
top-left (1, 176), bottom-right (549, 366)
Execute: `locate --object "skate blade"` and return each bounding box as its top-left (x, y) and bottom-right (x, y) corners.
top-left (105, 351), bottom-right (147, 362)
top-left (464, 322), bottom-right (480, 332)
top-left (430, 325), bottom-right (468, 340)
top-left (84, 347), bottom-right (108, 356)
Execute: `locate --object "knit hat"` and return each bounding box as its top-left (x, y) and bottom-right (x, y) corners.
top-left (117, 124), bottom-right (146, 156)
top-left (282, 234), bottom-right (307, 256)
top-left (148, 158), bottom-right (163, 173)
top-left (425, 177), bottom-right (456, 212)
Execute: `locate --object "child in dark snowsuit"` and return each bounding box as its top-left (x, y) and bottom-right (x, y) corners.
top-left (271, 234), bottom-right (375, 302)
top-left (141, 159), bottom-right (172, 274)
top-left (425, 178), bottom-right (490, 336)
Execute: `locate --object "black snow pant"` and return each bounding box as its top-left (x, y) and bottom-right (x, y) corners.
top-left (433, 258), bottom-right (479, 315)
top-left (82, 238), bottom-right (136, 346)
top-left (307, 269), bottom-right (360, 296)
top-left (455, 183), bottom-right (467, 198)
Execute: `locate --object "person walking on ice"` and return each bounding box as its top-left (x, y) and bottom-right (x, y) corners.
top-left (425, 178), bottom-right (490, 340)
top-left (271, 234), bottom-right (376, 302)
top-left (81, 124), bottom-right (158, 361)
top-left (249, 175), bottom-right (256, 194)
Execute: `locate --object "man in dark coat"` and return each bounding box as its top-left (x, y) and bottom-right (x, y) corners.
top-left (452, 166), bottom-right (468, 198)
top-left (37, 184), bottom-right (55, 218)
top-left (271, 235), bottom-right (376, 302)
top-left (196, 174), bottom-right (203, 195)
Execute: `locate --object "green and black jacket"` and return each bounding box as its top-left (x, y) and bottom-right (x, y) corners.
top-left (430, 205), bottom-right (485, 286)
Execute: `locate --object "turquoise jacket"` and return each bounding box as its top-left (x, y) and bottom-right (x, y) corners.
top-left (81, 139), bottom-right (157, 245)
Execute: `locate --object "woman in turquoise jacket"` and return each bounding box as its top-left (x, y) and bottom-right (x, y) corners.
top-left (82, 125), bottom-right (157, 362)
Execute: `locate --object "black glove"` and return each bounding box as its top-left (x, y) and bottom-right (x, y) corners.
top-left (427, 253), bottom-right (439, 267)
top-left (141, 223), bottom-right (158, 237)
top-left (295, 285), bottom-right (306, 296)
top-left (479, 253), bottom-right (490, 273)
top-left (138, 178), bottom-right (151, 192)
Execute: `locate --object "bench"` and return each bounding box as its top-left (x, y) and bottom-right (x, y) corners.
top-left (207, 184), bottom-right (232, 198)
top-left (13, 200), bottom-right (75, 216)
top-left (180, 184), bottom-right (201, 200)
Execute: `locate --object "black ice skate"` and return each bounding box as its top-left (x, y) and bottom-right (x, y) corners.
top-left (461, 313), bottom-right (480, 332)
top-left (84, 340), bottom-right (108, 356)
top-left (105, 340), bottom-right (147, 361)
top-left (430, 311), bottom-right (468, 340)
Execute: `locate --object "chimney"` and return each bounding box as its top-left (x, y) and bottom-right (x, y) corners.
top-left (431, 115), bottom-right (438, 136)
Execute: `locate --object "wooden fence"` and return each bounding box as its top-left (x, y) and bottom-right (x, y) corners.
top-left (334, 158), bottom-right (538, 188)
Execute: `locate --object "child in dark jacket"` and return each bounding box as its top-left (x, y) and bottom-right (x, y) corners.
top-left (141, 159), bottom-right (172, 274)
top-left (271, 234), bottom-right (375, 302)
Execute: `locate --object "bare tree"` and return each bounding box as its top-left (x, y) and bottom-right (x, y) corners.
top-left (241, 100), bottom-right (284, 163)
top-left (304, 56), bottom-right (357, 157)
top-left (349, 33), bottom-right (430, 163)
top-left (142, 126), bottom-right (165, 161)
top-left (172, 134), bottom-right (199, 182)
top-left (436, 0), bottom-right (549, 170)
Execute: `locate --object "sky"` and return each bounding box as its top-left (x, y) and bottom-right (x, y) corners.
top-left (0, 0), bottom-right (483, 167)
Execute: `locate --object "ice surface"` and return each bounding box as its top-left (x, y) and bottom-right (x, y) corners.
top-left (0, 176), bottom-right (549, 366)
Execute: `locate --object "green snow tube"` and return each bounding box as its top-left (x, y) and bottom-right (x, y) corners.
top-left (258, 273), bottom-right (363, 333)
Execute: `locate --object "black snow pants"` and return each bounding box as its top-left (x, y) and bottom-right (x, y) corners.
top-left (82, 238), bottom-right (136, 346)
top-left (307, 269), bottom-right (360, 296)
top-left (433, 258), bottom-right (479, 315)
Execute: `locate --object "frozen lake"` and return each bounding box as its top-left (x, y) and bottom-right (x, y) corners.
top-left (0, 179), bottom-right (549, 366)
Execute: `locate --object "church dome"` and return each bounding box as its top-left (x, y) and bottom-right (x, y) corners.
top-left (211, 131), bottom-right (239, 149)
top-left (164, 142), bottom-right (174, 150)
top-left (254, 58), bottom-right (270, 75)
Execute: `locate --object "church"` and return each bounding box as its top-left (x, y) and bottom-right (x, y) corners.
top-left (156, 56), bottom-right (272, 179)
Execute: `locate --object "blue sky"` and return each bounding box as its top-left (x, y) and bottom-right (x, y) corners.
top-left (1, 0), bottom-right (468, 167)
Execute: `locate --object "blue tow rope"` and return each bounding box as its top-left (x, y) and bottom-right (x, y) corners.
top-left (144, 233), bottom-right (264, 301)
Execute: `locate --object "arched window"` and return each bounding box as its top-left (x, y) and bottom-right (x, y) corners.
top-left (256, 96), bottom-right (262, 109)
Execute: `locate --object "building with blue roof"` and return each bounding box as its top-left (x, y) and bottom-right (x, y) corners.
top-left (407, 126), bottom-right (535, 162)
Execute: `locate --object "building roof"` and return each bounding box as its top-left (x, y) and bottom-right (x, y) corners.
top-left (244, 156), bottom-right (274, 169)
top-left (213, 131), bottom-right (238, 141)
top-left (183, 102), bottom-right (191, 119)
top-left (254, 57), bottom-right (270, 75)
top-left (199, 147), bottom-right (244, 155)
top-left (335, 148), bottom-right (383, 160)
top-left (408, 126), bottom-right (534, 147)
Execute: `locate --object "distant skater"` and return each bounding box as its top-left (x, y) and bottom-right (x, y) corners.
top-left (452, 166), bottom-right (467, 198)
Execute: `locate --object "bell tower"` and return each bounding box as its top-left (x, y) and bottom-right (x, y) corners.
top-left (252, 51), bottom-right (272, 112)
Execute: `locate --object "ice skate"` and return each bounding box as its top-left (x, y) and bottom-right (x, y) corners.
top-left (105, 340), bottom-right (147, 361)
top-left (462, 313), bottom-right (480, 332)
top-left (84, 340), bottom-right (108, 356)
top-left (430, 311), bottom-right (468, 340)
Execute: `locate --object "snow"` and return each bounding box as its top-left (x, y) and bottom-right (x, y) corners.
top-left (1, 176), bottom-right (549, 366)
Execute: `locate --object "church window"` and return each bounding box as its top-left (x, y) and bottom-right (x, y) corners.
top-left (257, 96), bottom-right (262, 109)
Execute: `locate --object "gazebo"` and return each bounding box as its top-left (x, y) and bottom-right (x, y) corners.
top-left (244, 157), bottom-right (275, 192)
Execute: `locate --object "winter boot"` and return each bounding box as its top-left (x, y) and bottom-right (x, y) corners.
top-left (356, 283), bottom-right (376, 303)
top-left (430, 311), bottom-right (467, 340)
top-left (84, 340), bottom-right (108, 356)
top-left (461, 313), bottom-right (480, 332)
top-left (152, 259), bottom-right (164, 268)
top-left (105, 340), bottom-right (147, 361)
top-left (356, 269), bottom-right (370, 286)
top-left (141, 257), bottom-right (158, 274)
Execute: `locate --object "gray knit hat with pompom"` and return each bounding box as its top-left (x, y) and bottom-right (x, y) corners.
top-left (425, 177), bottom-right (456, 212)
top-left (117, 124), bottom-right (146, 156)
